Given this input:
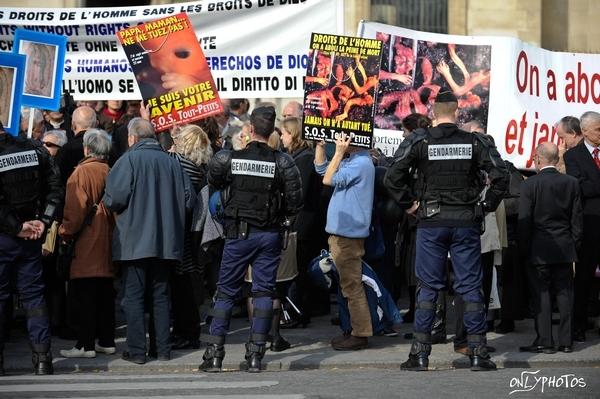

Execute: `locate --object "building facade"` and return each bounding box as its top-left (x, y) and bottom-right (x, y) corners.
top-left (2, 0), bottom-right (598, 52)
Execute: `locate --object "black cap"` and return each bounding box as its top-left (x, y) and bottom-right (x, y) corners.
top-left (435, 89), bottom-right (458, 103)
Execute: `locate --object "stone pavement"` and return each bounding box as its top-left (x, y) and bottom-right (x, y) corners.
top-left (3, 313), bottom-right (600, 374)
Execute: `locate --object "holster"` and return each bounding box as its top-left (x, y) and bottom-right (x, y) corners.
top-left (226, 221), bottom-right (249, 240)
top-left (420, 200), bottom-right (440, 219)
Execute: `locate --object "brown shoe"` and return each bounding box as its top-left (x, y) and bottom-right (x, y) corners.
top-left (330, 332), bottom-right (351, 346)
top-left (454, 346), bottom-right (471, 356)
top-left (332, 335), bottom-right (368, 351)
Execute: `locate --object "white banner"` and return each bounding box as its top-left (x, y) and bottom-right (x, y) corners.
top-left (0, 0), bottom-right (343, 101)
top-left (359, 21), bottom-right (600, 170)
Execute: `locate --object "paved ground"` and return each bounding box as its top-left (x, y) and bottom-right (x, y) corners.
top-left (1, 368), bottom-right (598, 398)
top-left (3, 313), bottom-right (600, 374)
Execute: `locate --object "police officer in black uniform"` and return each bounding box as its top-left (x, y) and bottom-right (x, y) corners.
top-left (0, 123), bottom-right (63, 375)
top-left (200, 106), bottom-right (302, 373)
top-left (384, 91), bottom-right (508, 371)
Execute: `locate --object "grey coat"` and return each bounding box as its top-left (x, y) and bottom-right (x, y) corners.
top-left (103, 138), bottom-right (194, 262)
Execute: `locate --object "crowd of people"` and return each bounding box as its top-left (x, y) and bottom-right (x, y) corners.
top-left (0, 92), bottom-right (599, 375)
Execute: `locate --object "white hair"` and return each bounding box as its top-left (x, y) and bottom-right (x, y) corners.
top-left (580, 111), bottom-right (600, 130)
top-left (83, 128), bottom-right (112, 160)
top-left (43, 129), bottom-right (67, 147)
top-left (127, 117), bottom-right (155, 139)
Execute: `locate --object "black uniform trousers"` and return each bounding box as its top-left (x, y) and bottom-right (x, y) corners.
top-left (527, 263), bottom-right (573, 347)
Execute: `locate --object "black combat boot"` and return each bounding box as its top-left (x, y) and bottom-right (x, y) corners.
top-left (199, 344), bottom-right (225, 372)
top-left (470, 345), bottom-right (497, 371)
top-left (468, 335), bottom-right (497, 371)
top-left (245, 342), bottom-right (266, 373)
top-left (400, 339), bottom-right (431, 371)
top-left (31, 343), bottom-right (53, 375)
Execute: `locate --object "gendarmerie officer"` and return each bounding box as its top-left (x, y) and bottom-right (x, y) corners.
top-left (384, 91), bottom-right (509, 371)
top-left (200, 106), bottom-right (302, 373)
top-left (0, 124), bottom-right (63, 375)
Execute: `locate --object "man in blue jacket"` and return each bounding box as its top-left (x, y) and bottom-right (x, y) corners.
top-left (104, 118), bottom-right (194, 365)
top-left (315, 133), bottom-right (375, 350)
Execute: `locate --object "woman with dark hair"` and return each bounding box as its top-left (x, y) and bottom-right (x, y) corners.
top-left (401, 113), bottom-right (432, 137)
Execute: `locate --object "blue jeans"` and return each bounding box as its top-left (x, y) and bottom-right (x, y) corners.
top-left (414, 227), bottom-right (486, 341)
top-left (0, 234), bottom-right (50, 346)
top-left (121, 258), bottom-right (171, 357)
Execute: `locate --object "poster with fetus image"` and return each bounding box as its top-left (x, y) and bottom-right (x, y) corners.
top-left (374, 32), bottom-right (491, 132)
top-left (118, 12), bottom-right (222, 132)
top-left (302, 33), bottom-right (382, 149)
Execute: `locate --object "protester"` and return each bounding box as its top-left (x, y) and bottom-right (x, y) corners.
top-left (281, 100), bottom-right (303, 118)
top-left (268, 128), bottom-right (282, 150)
top-left (315, 133), bottom-right (375, 351)
top-left (199, 106), bottom-right (302, 373)
top-left (495, 159), bottom-right (527, 334)
top-left (41, 130), bottom-right (67, 158)
top-left (56, 105), bottom-right (97, 184)
top-left (564, 111), bottom-right (600, 343)
top-left (110, 100), bottom-right (142, 162)
top-left (98, 100), bottom-right (125, 135)
top-left (518, 142), bottom-right (582, 353)
top-left (0, 123), bottom-right (63, 375)
top-left (195, 116), bottom-right (224, 154)
top-left (20, 108), bottom-right (45, 140)
top-left (281, 116), bottom-right (323, 327)
top-left (43, 109), bottom-right (67, 132)
top-left (103, 118), bottom-right (194, 364)
top-left (396, 113), bottom-right (432, 322)
top-left (169, 124), bottom-right (212, 350)
top-left (556, 116), bottom-right (583, 173)
top-left (221, 98), bottom-right (250, 147)
top-left (58, 129), bottom-right (116, 358)
top-left (40, 129), bottom-right (69, 335)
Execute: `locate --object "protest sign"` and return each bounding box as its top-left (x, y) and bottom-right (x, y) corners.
top-left (359, 21), bottom-right (600, 170)
top-left (0, 1), bottom-right (343, 100)
top-left (0, 52), bottom-right (25, 136)
top-left (118, 12), bottom-right (221, 132)
top-left (13, 29), bottom-right (66, 110)
top-left (302, 33), bottom-right (382, 149)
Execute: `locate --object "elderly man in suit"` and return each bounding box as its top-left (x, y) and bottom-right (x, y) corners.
top-left (519, 142), bottom-right (583, 353)
top-left (564, 111), bottom-right (600, 343)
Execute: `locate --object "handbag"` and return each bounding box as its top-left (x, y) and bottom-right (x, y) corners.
top-left (42, 221), bottom-right (59, 255)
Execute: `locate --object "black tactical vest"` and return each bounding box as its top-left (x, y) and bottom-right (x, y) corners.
top-left (418, 127), bottom-right (482, 206)
top-left (0, 137), bottom-right (45, 221)
top-left (224, 142), bottom-right (281, 228)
